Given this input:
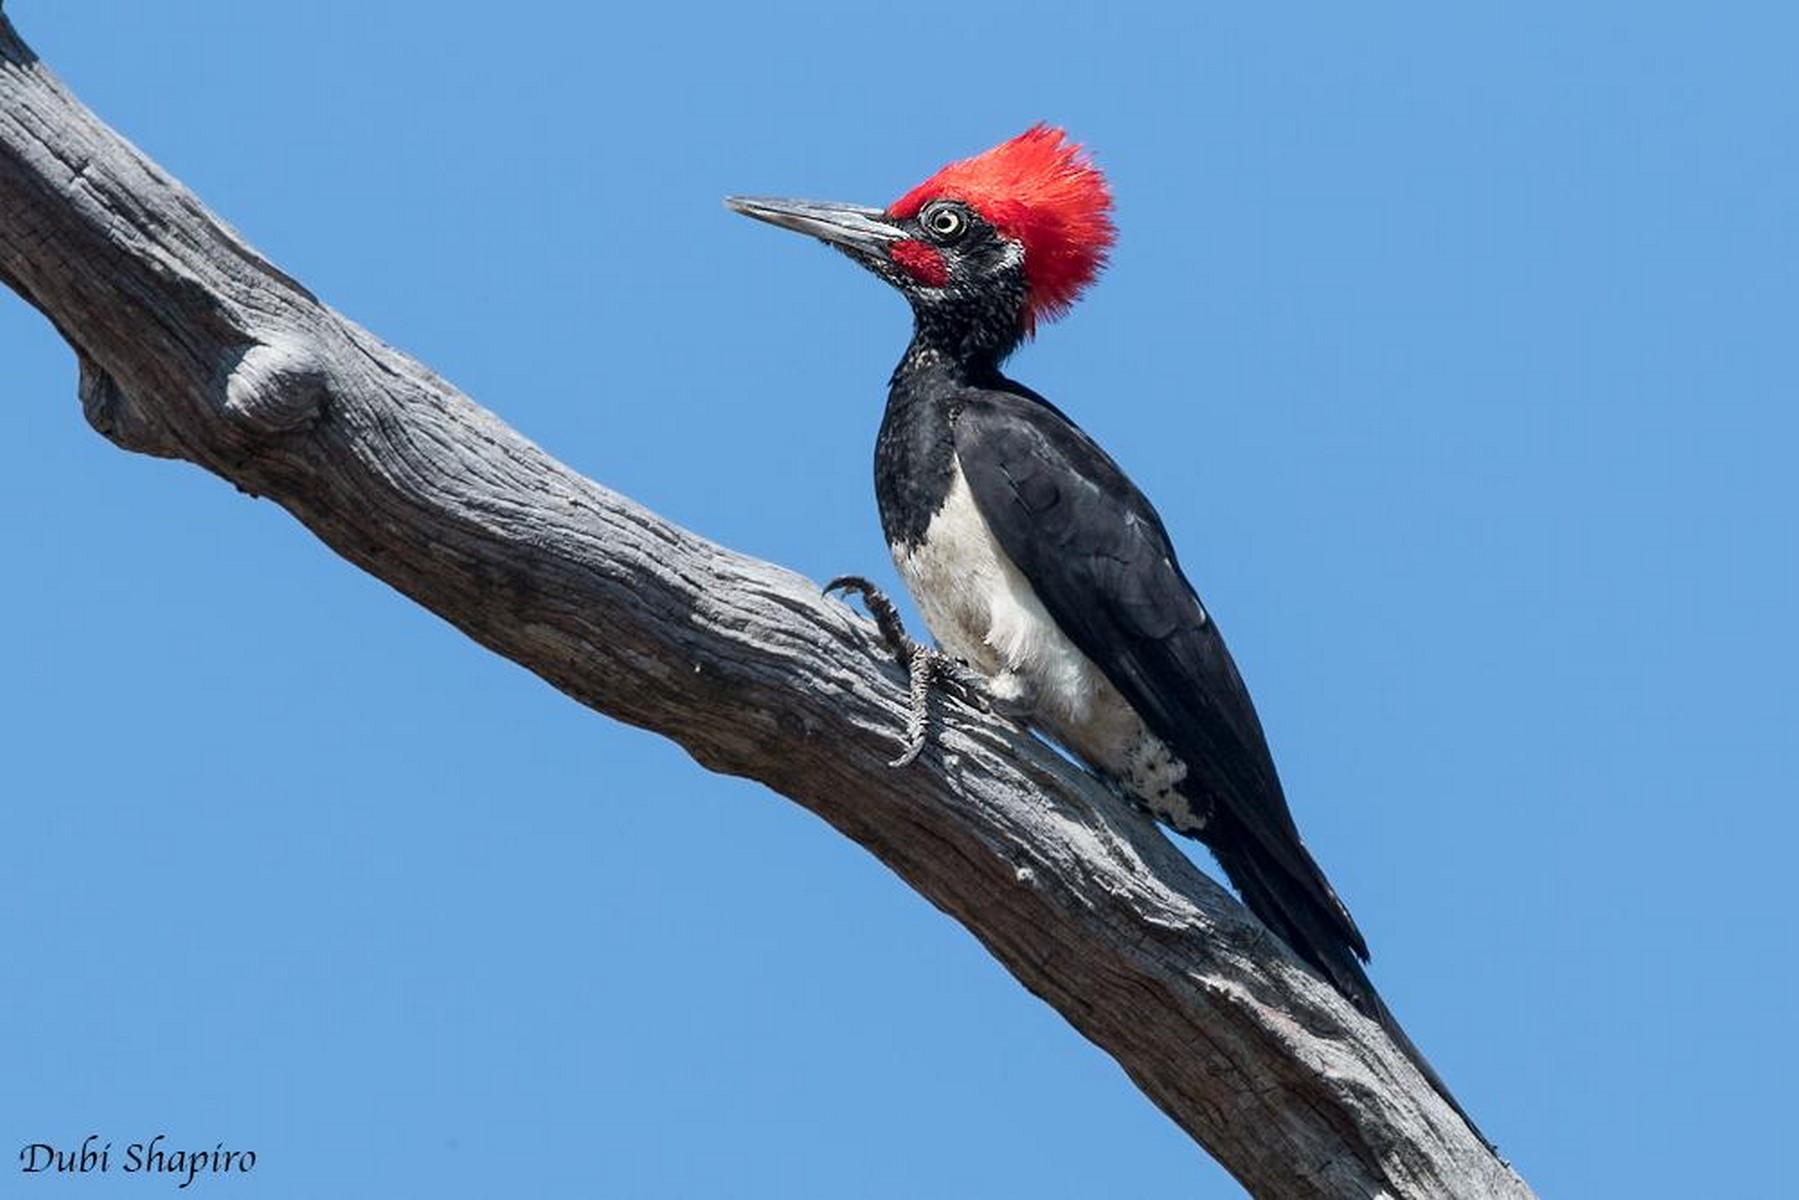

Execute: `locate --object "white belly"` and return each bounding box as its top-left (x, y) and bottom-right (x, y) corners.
top-left (890, 463), bottom-right (1203, 831)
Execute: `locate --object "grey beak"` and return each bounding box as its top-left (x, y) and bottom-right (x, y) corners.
top-left (725, 196), bottom-right (906, 253)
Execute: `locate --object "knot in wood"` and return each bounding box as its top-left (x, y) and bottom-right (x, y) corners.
top-left (221, 335), bottom-right (328, 436)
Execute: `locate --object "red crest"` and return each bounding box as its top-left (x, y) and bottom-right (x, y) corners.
top-left (889, 125), bottom-right (1116, 331)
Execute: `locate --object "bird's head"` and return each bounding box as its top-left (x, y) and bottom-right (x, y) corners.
top-left (728, 125), bottom-right (1115, 363)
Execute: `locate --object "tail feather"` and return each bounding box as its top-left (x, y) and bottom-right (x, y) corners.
top-left (1209, 835), bottom-right (1492, 1149)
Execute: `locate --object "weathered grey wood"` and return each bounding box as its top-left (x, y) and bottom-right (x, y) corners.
top-left (0, 9), bottom-right (1532, 1197)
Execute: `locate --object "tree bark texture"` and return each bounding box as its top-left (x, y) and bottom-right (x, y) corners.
top-left (0, 10), bottom-right (1533, 1198)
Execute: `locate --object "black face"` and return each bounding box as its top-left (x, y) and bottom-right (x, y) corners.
top-left (872, 200), bottom-right (1032, 365)
top-left (726, 193), bottom-right (1032, 367)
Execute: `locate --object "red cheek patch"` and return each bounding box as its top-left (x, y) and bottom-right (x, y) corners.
top-left (889, 239), bottom-right (949, 287)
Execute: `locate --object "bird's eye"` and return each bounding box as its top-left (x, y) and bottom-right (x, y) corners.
top-left (924, 204), bottom-right (967, 242)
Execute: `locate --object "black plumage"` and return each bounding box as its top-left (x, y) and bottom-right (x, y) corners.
top-left (727, 125), bottom-right (1483, 1143)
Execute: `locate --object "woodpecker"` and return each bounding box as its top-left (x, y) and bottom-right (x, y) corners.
top-left (728, 125), bottom-right (1481, 1140)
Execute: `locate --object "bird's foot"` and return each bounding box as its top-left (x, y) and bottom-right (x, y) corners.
top-left (826, 575), bottom-right (993, 767)
top-left (825, 575), bottom-right (915, 661)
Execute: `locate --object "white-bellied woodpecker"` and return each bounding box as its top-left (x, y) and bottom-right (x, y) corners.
top-left (729, 125), bottom-right (1483, 1143)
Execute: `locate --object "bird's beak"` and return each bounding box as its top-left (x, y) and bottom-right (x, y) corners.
top-left (725, 196), bottom-right (906, 254)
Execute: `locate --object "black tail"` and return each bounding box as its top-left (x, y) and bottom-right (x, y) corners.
top-left (1208, 834), bottom-right (1492, 1149)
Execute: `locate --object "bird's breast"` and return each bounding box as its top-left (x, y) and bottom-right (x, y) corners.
top-left (890, 460), bottom-right (1085, 699)
top-left (889, 461), bottom-right (1203, 832)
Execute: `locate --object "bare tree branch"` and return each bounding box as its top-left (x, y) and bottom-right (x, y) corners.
top-left (0, 11), bottom-right (1531, 1198)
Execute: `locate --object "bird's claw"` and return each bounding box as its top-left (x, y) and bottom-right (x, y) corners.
top-left (825, 574), bottom-right (992, 766)
top-left (825, 575), bottom-right (916, 663)
top-left (890, 643), bottom-right (999, 766)
top-left (921, 652), bottom-right (993, 714)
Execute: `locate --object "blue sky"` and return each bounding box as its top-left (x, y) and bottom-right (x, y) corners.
top-left (4, 3), bottom-right (1794, 1196)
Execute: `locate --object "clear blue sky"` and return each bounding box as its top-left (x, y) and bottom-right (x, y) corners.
top-left (4, 3), bottom-right (1793, 1196)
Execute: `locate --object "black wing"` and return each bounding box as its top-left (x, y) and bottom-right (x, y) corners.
top-left (953, 387), bottom-right (1368, 963)
top-left (953, 388), bottom-right (1497, 1144)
